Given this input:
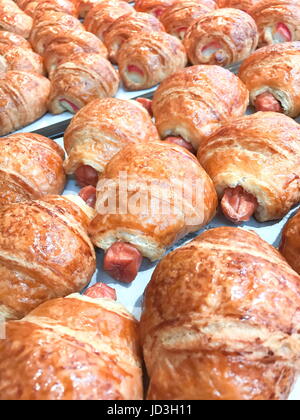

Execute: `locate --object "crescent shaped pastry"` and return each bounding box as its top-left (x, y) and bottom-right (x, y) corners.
top-left (118, 32), bottom-right (187, 90)
top-left (160, 1), bottom-right (216, 40)
top-left (0, 31), bottom-right (31, 50)
top-left (280, 210), bottom-right (300, 276)
top-left (0, 195), bottom-right (96, 321)
top-left (0, 292), bottom-right (142, 400)
top-left (63, 98), bottom-right (159, 182)
top-left (239, 41), bottom-right (300, 118)
top-left (140, 227), bottom-right (300, 400)
top-left (16, 0), bottom-right (79, 18)
top-left (0, 71), bottom-right (51, 136)
top-left (197, 112), bottom-right (300, 223)
top-left (152, 65), bottom-right (249, 151)
top-left (79, 0), bottom-right (131, 17)
top-left (88, 141), bottom-right (217, 264)
top-left (103, 11), bottom-right (165, 63)
top-left (30, 11), bottom-right (84, 55)
top-left (184, 8), bottom-right (258, 66)
top-left (134, 0), bottom-right (178, 17)
top-left (44, 30), bottom-right (107, 75)
top-left (84, 1), bottom-right (134, 42)
top-left (217, 0), bottom-right (259, 13)
top-left (0, 45), bottom-right (44, 74)
top-left (249, 0), bottom-right (300, 46)
top-left (0, 133), bottom-right (66, 207)
top-left (0, 0), bottom-right (33, 38)
top-left (48, 53), bottom-right (119, 114)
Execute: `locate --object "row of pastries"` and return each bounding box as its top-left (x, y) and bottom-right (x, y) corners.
top-left (0, 0), bottom-right (299, 135)
top-left (0, 0), bottom-right (300, 402)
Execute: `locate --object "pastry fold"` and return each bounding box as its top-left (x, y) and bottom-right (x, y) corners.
top-left (0, 0), bottom-right (33, 38)
top-left (0, 133), bottom-right (65, 206)
top-left (152, 65), bottom-right (249, 150)
top-left (184, 8), bottom-right (258, 66)
top-left (48, 52), bottom-right (119, 114)
top-left (239, 41), bottom-right (300, 118)
top-left (118, 32), bottom-right (187, 90)
top-left (88, 141), bottom-right (217, 261)
top-left (0, 71), bottom-right (50, 136)
top-left (197, 112), bottom-right (300, 222)
top-left (141, 227), bottom-right (300, 400)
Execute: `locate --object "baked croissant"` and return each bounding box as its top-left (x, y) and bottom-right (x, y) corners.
top-left (134, 0), bottom-right (178, 17)
top-left (152, 65), bottom-right (249, 151)
top-left (0, 30), bottom-right (31, 50)
top-left (118, 32), bottom-right (187, 90)
top-left (0, 45), bottom-right (44, 74)
top-left (249, 0), bottom-right (300, 46)
top-left (30, 11), bottom-right (84, 55)
top-left (160, 1), bottom-right (216, 40)
top-left (0, 133), bottom-right (65, 206)
top-left (44, 30), bottom-right (108, 75)
top-left (79, 0), bottom-right (131, 17)
top-left (0, 0), bottom-right (33, 38)
top-left (16, 0), bottom-right (79, 18)
top-left (64, 97), bottom-right (159, 187)
top-left (197, 112), bottom-right (300, 223)
top-left (88, 141), bottom-right (217, 283)
top-left (184, 8), bottom-right (258, 66)
top-left (239, 42), bottom-right (300, 118)
top-left (217, 0), bottom-right (259, 13)
top-left (140, 227), bottom-right (300, 400)
top-left (280, 210), bottom-right (300, 276)
top-left (0, 71), bottom-right (50, 136)
top-left (103, 11), bottom-right (165, 63)
top-left (48, 53), bottom-right (119, 114)
top-left (0, 195), bottom-right (96, 321)
top-left (84, 0), bottom-right (134, 42)
top-left (0, 289), bottom-right (143, 400)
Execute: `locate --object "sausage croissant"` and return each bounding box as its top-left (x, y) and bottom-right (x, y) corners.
top-left (0, 45), bottom-right (44, 74)
top-left (217, 0), bottom-right (258, 13)
top-left (88, 141), bottom-right (217, 283)
top-left (0, 71), bottom-right (50, 136)
top-left (48, 52), bottom-right (119, 114)
top-left (118, 32), bottom-right (187, 90)
top-left (184, 8), bottom-right (258, 66)
top-left (16, 0), bottom-right (79, 18)
top-left (0, 289), bottom-right (142, 400)
top-left (0, 0), bottom-right (33, 38)
top-left (152, 65), bottom-right (249, 151)
top-left (134, 0), bottom-right (177, 17)
top-left (64, 98), bottom-right (159, 188)
top-left (0, 133), bottom-right (65, 206)
top-left (140, 227), bottom-right (300, 400)
top-left (239, 42), bottom-right (300, 118)
top-left (0, 195), bottom-right (96, 321)
top-left (197, 112), bottom-right (300, 223)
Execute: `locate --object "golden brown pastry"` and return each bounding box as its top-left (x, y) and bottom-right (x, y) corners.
top-left (280, 210), bottom-right (300, 276)
top-left (103, 11), bottom-right (165, 63)
top-left (0, 133), bottom-right (65, 207)
top-left (198, 112), bottom-right (300, 223)
top-left (79, 0), bottom-right (131, 17)
top-left (64, 97), bottom-right (159, 186)
top-left (134, 0), bottom-right (178, 17)
top-left (0, 0), bottom-right (33, 38)
top-left (160, 1), bottom-right (216, 40)
top-left (84, 0), bottom-right (134, 41)
top-left (184, 8), bottom-right (258, 66)
top-left (140, 227), bottom-right (300, 400)
top-left (0, 45), bottom-right (44, 74)
top-left (217, 0), bottom-right (259, 13)
top-left (118, 32), bottom-right (187, 90)
top-left (48, 53), bottom-right (119, 114)
top-left (30, 11), bottom-right (84, 55)
top-left (16, 0), bottom-right (79, 18)
top-left (0, 30), bottom-right (31, 50)
top-left (88, 141), bottom-right (217, 283)
top-left (44, 31), bottom-right (108, 75)
top-left (239, 42), bottom-right (300, 118)
top-left (249, 0), bottom-right (300, 46)
top-left (0, 289), bottom-right (143, 400)
top-left (0, 71), bottom-right (50, 136)
top-left (152, 65), bottom-right (249, 151)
